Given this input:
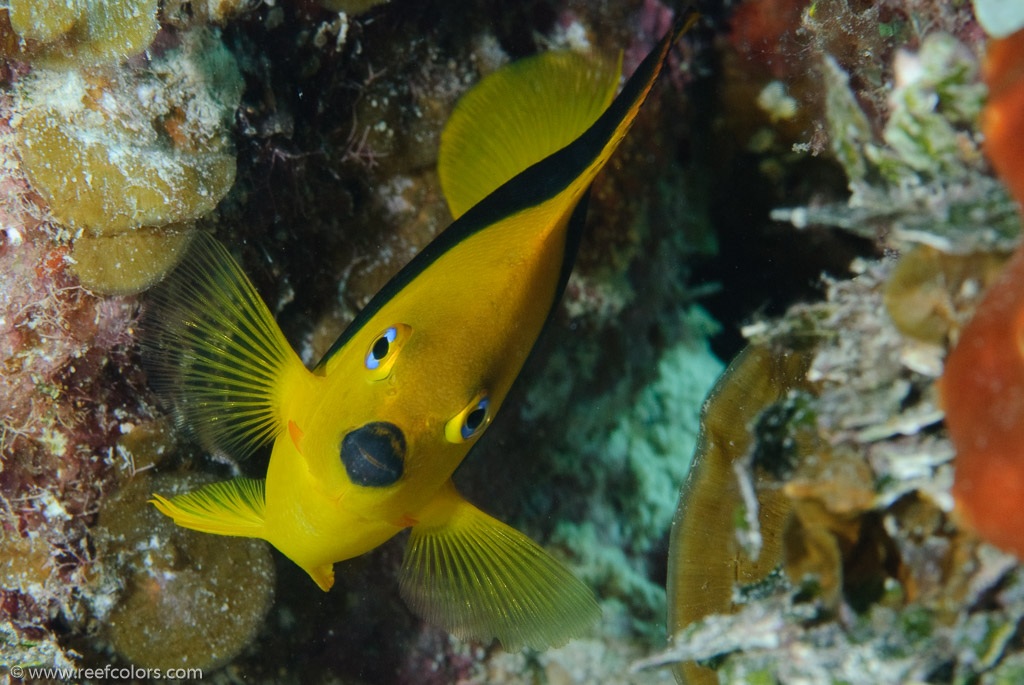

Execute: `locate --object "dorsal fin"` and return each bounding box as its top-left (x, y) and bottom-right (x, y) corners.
top-left (141, 232), bottom-right (310, 458)
top-left (438, 50), bottom-right (621, 220)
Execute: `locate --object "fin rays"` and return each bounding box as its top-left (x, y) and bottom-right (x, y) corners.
top-left (142, 232), bottom-right (308, 458)
top-left (400, 494), bottom-right (599, 651)
top-left (150, 478), bottom-right (267, 536)
top-left (439, 51), bottom-right (620, 219)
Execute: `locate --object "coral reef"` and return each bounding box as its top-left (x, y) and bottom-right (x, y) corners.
top-left (5, 0), bottom-right (1019, 682)
top-left (12, 25), bottom-right (243, 295)
top-left (772, 25), bottom-right (1015, 255)
top-left (2, 8), bottom-right (248, 668)
top-left (646, 1), bottom-right (1024, 683)
top-left (650, 256), bottom-right (1024, 684)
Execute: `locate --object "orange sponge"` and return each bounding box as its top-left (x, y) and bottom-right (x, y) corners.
top-left (942, 245), bottom-right (1024, 556)
top-left (982, 30), bottom-right (1024, 204)
top-left (942, 28), bottom-right (1024, 557)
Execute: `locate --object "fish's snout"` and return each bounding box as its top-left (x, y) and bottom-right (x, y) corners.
top-left (340, 421), bottom-right (406, 487)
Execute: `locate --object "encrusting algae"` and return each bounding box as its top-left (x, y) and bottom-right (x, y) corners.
top-left (941, 21), bottom-right (1024, 560)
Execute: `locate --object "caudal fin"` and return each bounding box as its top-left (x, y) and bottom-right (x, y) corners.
top-left (439, 50), bottom-right (621, 219)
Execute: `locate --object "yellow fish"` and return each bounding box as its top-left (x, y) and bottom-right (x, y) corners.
top-left (143, 11), bottom-right (696, 651)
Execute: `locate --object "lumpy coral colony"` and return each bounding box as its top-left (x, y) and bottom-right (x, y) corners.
top-left (1, 0), bottom-right (260, 672)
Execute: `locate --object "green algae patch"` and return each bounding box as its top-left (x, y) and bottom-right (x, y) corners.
top-left (95, 472), bottom-right (275, 672)
top-left (8, 0), bottom-right (158, 66)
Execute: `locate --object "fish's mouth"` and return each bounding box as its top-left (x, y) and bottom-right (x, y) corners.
top-left (339, 421), bottom-right (406, 487)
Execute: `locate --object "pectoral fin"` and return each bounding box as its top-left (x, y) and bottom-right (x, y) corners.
top-left (150, 478), bottom-right (266, 537)
top-left (141, 232), bottom-right (311, 458)
top-left (399, 482), bottom-right (599, 651)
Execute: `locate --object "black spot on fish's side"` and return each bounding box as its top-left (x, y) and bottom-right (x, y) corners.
top-left (340, 422), bottom-right (406, 487)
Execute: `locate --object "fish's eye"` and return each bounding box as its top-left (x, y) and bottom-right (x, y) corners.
top-left (445, 392), bottom-right (491, 443)
top-left (364, 324), bottom-right (411, 380)
top-left (366, 327), bottom-right (397, 369)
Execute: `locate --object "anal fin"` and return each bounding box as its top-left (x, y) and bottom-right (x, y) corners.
top-left (399, 482), bottom-right (599, 651)
top-left (151, 478), bottom-right (266, 538)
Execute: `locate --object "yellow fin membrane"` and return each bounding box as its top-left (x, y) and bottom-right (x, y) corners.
top-left (399, 484), bottom-right (600, 651)
top-left (141, 232), bottom-right (308, 457)
top-left (150, 478), bottom-right (266, 537)
top-left (438, 50), bottom-right (621, 220)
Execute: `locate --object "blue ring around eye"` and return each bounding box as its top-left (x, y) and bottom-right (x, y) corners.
top-left (365, 327), bottom-right (398, 370)
top-left (460, 397), bottom-right (490, 440)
